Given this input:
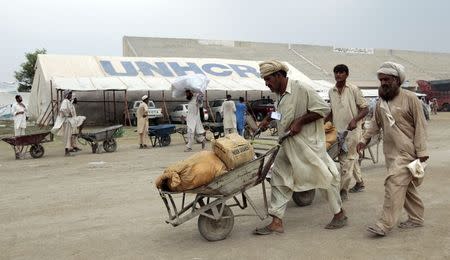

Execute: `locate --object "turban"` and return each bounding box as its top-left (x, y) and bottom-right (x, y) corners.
top-left (259, 60), bottom-right (289, 78)
top-left (142, 95), bottom-right (148, 101)
top-left (63, 89), bottom-right (72, 98)
top-left (377, 62), bottom-right (406, 84)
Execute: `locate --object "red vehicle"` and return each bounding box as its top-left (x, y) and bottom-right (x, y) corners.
top-left (249, 98), bottom-right (275, 121)
top-left (417, 80), bottom-right (450, 111)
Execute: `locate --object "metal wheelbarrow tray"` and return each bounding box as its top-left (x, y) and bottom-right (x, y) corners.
top-left (148, 124), bottom-right (176, 147)
top-left (78, 125), bottom-right (123, 153)
top-left (2, 131), bottom-right (52, 159)
top-left (158, 145), bottom-right (280, 241)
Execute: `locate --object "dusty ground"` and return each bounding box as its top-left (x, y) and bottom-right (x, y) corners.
top-left (1, 114), bottom-right (449, 260)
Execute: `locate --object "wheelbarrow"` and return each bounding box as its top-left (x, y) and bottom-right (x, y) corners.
top-left (78, 125), bottom-right (123, 153)
top-left (148, 124), bottom-right (176, 147)
top-left (1, 131), bottom-right (53, 159)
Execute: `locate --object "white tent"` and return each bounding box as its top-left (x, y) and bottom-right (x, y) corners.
top-left (29, 54), bottom-right (317, 124)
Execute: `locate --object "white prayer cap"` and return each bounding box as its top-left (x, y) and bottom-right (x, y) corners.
top-left (141, 95), bottom-right (148, 101)
top-left (377, 62), bottom-right (406, 84)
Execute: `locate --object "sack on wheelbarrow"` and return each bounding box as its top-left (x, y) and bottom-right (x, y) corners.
top-left (155, 151), bottom-right (227, 192)
top-left (212, 133), bottom-right (255, 170)
top-left (324, 122), bottom-right (337, 150)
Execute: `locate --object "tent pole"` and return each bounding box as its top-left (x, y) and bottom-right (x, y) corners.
top-left (124, 90), bottom-right (131, 126)
top-left (245, 91), bottom-right (248, 102)
top-left (162, 90), bottom-right (169, 122)
top-left (103, 91), bottom-right (106, 124)
top-left (205, 90), bottom-right (215, 123)
top-left (113, 90), bottom-right (117, 123)
top-left (260, 91), bottom-right (263, 98)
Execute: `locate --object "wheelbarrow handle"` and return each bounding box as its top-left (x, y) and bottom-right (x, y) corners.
top-left (278, 131), bottom-right (291, 144)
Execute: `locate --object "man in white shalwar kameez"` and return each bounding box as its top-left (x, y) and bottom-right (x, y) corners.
top-left (254, 61), bottom-right (347, 235)
top-left (12, 95), bottom-right (27, 137)
top-left (358, 62), bottom-right (429, 237)
top-left (51, 90), bottom-right (85, 156)
top-left (220, 94), bottom-right (237, 135)
top-left (184, 90), bottom-right (206, 152)
top-left (12, 95), bottom-right (27, 159)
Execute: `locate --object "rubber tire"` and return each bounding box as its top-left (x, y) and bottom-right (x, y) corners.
top-left (161, 135), bottom-right (171, 146)
top-left (215, 112), bottom-right (222, 123)
top-left (292, 189), bottom-right (316, 207)
top-left (243, 128), bottom-right (251, 140)
top-left (91, 143), bottom-right (98, 153)
top-left (30, 144), bottom-right (45, 158)
top-left (256, 113), bottom-right (264, 122)
top-left (198, 205), bottom-right (234, 241)
top-left (131, 117), bottom-right (137, 127)
top-left (103, 139), bottom-right (117, 153)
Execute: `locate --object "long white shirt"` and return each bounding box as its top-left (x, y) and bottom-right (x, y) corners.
top-left (12, 102), bottom-right (27, 129)
top-left (186, 94), bottom-right (205, 134)
top-left (220, 100), bottom-right (237, 129)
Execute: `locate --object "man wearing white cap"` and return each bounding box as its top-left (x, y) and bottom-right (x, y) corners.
top-left (137, 95), bottom-right (150, 149)
top-left (357, 62), bottom-right (429, 236)
top-left (51, 90), bottom-right (85, 156)
top-left (254, 60), bottom-right (347, 235)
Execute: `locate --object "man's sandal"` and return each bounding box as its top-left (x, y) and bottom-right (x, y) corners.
top-left (398, 220), bottom-right (423, 229)
top-left (325, 216), bottom-right (348, 229)
top-left (253, 226), bottom-right (284, 235)
top-left (367, 225), bottom-right (386, 236)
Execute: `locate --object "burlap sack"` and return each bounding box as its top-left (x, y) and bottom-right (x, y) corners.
top-left (212, 133), bottom-right (255, 170)
top-left (324, 122), bottom-right (337, 149)
top-left (155, 151), bottom-right (227, 192)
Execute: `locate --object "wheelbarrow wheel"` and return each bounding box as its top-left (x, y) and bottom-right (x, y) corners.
top-left (103, 139), bottom-right (117, 152)
top-left (30, 144), bottom-right (45, 158)
top-left (198, 205), bottom-right (234, 241)
top-left (161, 135), bottom-right (171, 146)
top-left (292, 189), bottom-right (315, 207)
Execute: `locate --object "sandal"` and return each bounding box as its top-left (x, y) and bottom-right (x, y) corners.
top-left (253, 225), bottom-right (284, 235)
top-left (398, 220), bottom-right (423, 229)
top-left (367, 225), bottom-right (386, 236)
top-left (325, 216), bottom-right (348, 229)
top-left (349, 182), bottom-right (365, 193)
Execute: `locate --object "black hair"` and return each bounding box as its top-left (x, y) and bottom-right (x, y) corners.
top-left (239, 97), bottom-right (244, 102)
top-left (226, 94), bottom-right (231, 99)
top-left (15, 95), bottom-right (21, 99)
top-left (333, 64), bottom-right (349, 74)
top-left (272, 70), bottom-right (287, 78)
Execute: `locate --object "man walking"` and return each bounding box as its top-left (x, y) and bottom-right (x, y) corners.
top-left (254, 60), bottom-right (347, 235)
top-left (327, 64), bottom-right (368, 200)
top-left (358, 62), bottom-right (428, 237)
top-left (137, 95), bottom-right (150, 149)
top-left (221, 94), bottom-right (237, 135)
top-left (185, 90), bottom-right (206, 152)
top-left (236, 97), bottom-right (247, 136)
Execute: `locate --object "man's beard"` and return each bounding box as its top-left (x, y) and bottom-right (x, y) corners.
top-left (379, 84), bottom-right (400, 101)
top-left (186, 95), bottom-right (193, 101)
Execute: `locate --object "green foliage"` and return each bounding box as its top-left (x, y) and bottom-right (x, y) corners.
top-left (14, 48), bottom-right (47, 92)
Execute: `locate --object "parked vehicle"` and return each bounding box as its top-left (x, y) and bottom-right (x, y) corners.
top-left (209, 99), bottom-right (226, 122)
top-left (249, 98), bottom-right (275, 121)
top-left (128, 100), bottom-right (163, 126)
top-left (169, 104), bottom-right (209, 123)
top-left (418, 80), bottom-right (450, 111)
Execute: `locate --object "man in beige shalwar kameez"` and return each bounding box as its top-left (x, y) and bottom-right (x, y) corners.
top-left (137, 95), bottom-right (150, 149)
top-left (327, 64), bottom-right (368, 200)
top-left (357, 62), bottom-right (429, 236)
top-left (254, 60), bottom-right (347, 235)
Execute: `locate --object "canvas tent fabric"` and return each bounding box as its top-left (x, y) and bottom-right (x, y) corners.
top-left (28, 54), bottom-right (317, 122)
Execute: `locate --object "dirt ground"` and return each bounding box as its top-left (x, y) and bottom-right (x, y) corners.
top-left (1, 113), bottom-right (449, 260)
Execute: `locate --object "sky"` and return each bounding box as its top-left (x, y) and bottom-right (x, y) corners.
top-left (1, 0), bottom-right (449, 85)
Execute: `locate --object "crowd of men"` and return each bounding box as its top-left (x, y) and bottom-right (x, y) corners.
top-left (253, 60), bottom-right (428, 237)
top-left (11, 59), bottom-right (430, 238)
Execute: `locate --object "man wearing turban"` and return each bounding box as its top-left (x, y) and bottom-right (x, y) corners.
top-left (51, 90), bottom-right (85, 156)
top-left (254, 60), bottom-right (347, 235)
top-left (358, 62), bottom-right (429, 236)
